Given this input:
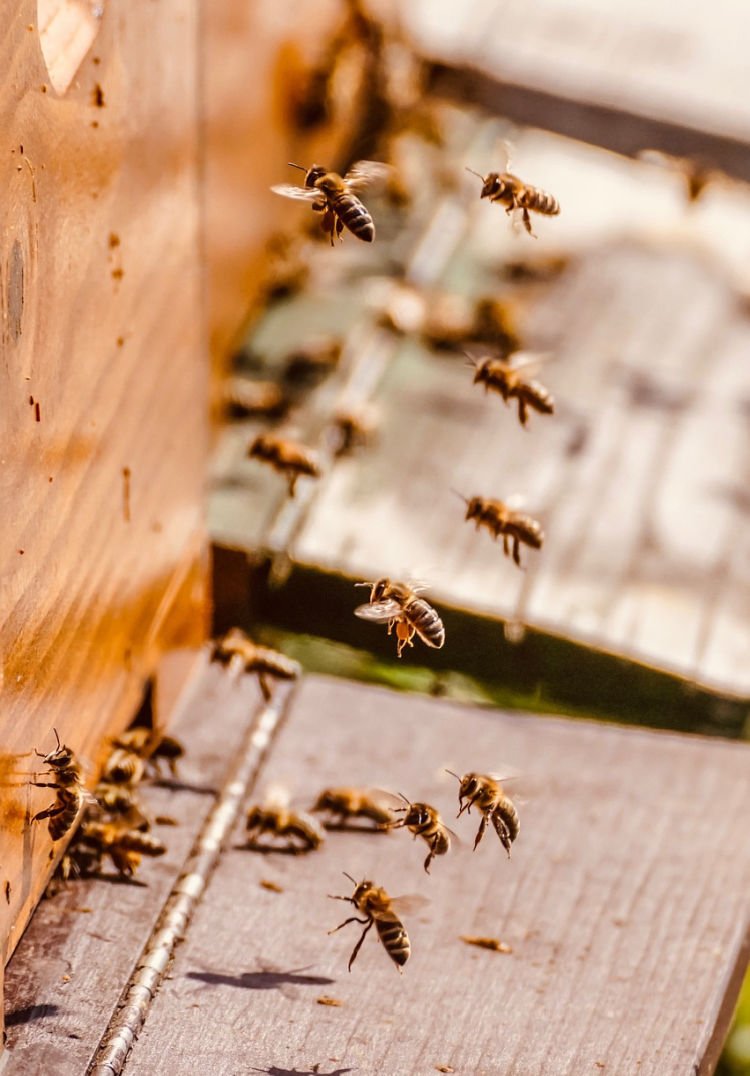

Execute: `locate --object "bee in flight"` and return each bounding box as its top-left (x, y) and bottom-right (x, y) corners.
top-left (387, 795), bottom-right (454, 874)
top-left (446, 770), bottom-right (520, 856)
top-left (211, 627), bottom-right (301, 700)
top-left (354, 578), bottom-right (445, 658)
top-left (466, 162), bottom-right (560, 237)
top-left (467, 351), bottom-right (554, 427)
top-left (245, 786), bottom-right (325, 854)
top-left (271, 160), bottom-right (389, 245)
top-left (30, 729), bottom-right (91, 841)
top-left (458, 493), bottom-right (544, 567)
top-left (311, 787), bottom-right (395, 830)
top-left (247, 432), bottom-right (321, 498)
top-left (328, 872), bottom-right (412, 972)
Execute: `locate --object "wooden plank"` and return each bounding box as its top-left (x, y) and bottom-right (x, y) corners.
top-left (209, 126), bottom-right (750, 700)
top-left (1, 0), bottom-right (207, 1001)
top-left (406, 0), bottom-right (750, 180)
top-left (121, 675), bottom-right (750, 1075)
top-left (1, 656), bottom-right (271, 1072)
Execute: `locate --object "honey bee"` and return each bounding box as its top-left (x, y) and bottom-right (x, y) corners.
top-left (272, 161), bottom-right (388, 245)
top-left (78, 820), bottom-right (166, 877)
top-left (328, 872), bottom-right (411, 972)
top-left (30, 729), bottom-right (90, 841)
top-left (311, 787), bottom-right (395, 829)
top-left (94, 781), bottom-right (149, 829)
top-left (245, 786), bottom-right (324, 854)
top-left (354, 578), bottom-right (445, 658)
top-left (388, 795), bottom-right (454, 873)
top-left (211, 627), bottom-right (301, 700)
top-left (102, 725), bottom-right (184, 785)
top-left (446, 771), bottom-right (519, 856)
top-left (247, 433), bottom-right (321, 497)
top-left (282, 336), bottom-right (342, 389)
top-left (223, 378), bottom-right (287, 420)
top-left (466, 166), bottom-right (560, 236)
top-left (467, 352), bottom-right (554, 427)
top-left (459, 494), bottom-right (544, 567)
top-left (331, 404), bottom-right (379, 457)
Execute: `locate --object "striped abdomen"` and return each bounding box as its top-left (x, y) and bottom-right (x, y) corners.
top-left (492, 796), bottom-right (520, 855)
top-left (376, 915), bottom-right (411, 967)
top-left (507, 514), bottom-right (544, 549)
top-left (520, 186), bottom-right (560, 217)
top-left (331, 192), bottom-right (375, 242)
top-left (48, 787), bottom-right (84, 841)
top-left (403, 598), bottom-right (445, 649)
top-left (514, 380), bottom-right (554, 415)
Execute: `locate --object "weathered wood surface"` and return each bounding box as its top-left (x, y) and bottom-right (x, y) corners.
top-left (2, 656), bottom-right (272, 1073)
top-left (403, 0), bottom-right (750, 180)
top-left (210, 126), bottom-right (750, 701)
top-left (120, 675), bottom-right (750, 1075)
top-left (1, 0), bottom-right (206, 989)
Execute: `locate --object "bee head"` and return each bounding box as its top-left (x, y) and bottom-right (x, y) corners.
top-left (370, 578), bottom-right (390, 602)
top-left (465, 496), bottom-right (482, 521)
top-left (37, 728), bottom-right (74, 770)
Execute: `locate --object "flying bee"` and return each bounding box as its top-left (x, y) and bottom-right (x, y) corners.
top-left (245, 786), bottom-right (324, 854)
top-left (467, 351), bottom-right (554, 427)
top-left (354, 578), bottom-right (445, 658)
top-left (78, 820), bottom-right (166, 877)
top-left (211, 627), bottom-right (301, 700)
top-left (387, 795), bottom-right (454, 874)
top-left (328, 872), bottom-right (411, 972)
top-left (247, 432), bottom-right (321, 497)
top-left (466, 165), bottom-right (560, 236)
top-left (446, 771), bottom-right (520, 856)
top-left (311, 787), bottom-right (395, 829)
top-left (458, 494), bottom-right (544, 567)
top-left (271, 160), bottom-right (389, 245)
top-left (30, 729), bottom-right (91, 841)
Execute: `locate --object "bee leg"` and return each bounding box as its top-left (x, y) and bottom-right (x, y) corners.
top-left (518, 399), bottom-right (528, 426)
top-left (473, 813), bottom-right (488, 851)
top-left (328, 914), bottom-right (367, 935)
top-left (32, 803), bottom-right (65, 823)
top-left (311, 201), bottom-right (326, 213)
top-left (256, 673), bottom-right (273, 703)
top-left (347, 919), bottom-right (374, 972)
top-left (512, 537), bottom-right (522, 567)
top-left (287, 473), bottom-right (298, 497)
top-left (522, 207), bottom-right (536, 238)
top-left (423, 840), bottom-right (437, 874)
top-left (335, 215), bottom-right (345, 242)
top-left (503, 534), bottom-right (510, 557)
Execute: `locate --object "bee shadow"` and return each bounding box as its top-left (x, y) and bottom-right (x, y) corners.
top-left (233, 842), bottom-right (316, 856)
top-left (252, 1067), bottom-right (353, 1076)
top-left (186, 969), bottom-right (335, 991)
top-left (5, 1003), bottom-right (61, 1028)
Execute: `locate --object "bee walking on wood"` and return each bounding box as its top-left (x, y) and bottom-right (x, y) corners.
top-left (387, 795), bottom-right (454, 873)
top-left (328, 872), bottom-right (411, 972)
top-left (245, 786), bottom-right (324, 854)
top-left (458, 494), bottom-right (544, 567)
top-left (30, 730), bottom-right (90, 841)
top-left (247, 432), bottom-right (321, 497)
top-left (78, 820), bottom-right (166, 877)
top-left (311, 787), bottom-right (395, 829)
top-left (467, 352), bottom-right (554, 427)
top-left (446, 771), bottom-right (519, 856)
top-left (466, 165), bottom-right (559, 237)
top-left (211, 627), bottom-right (300, 700)
top-left (272, 161), bottom-right (388, 245)
top-left (354, 578), bottom-right (445, 658)
top-left (102, 725), bottom-right (185, 785)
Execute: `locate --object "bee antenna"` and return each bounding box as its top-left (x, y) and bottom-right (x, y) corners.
top-left (342, 870), bottom-right (357, 886)
top-left (444, 768), bottom-right (462, 783)
top-left (463, 351), bottom-right (479, 368)
top-left (53, 728), bottom-right (61, 749)
top-left (465, 167), bottom-right (484, 180)
top-left (449, 489), bottom-right (470, 505)
top-left (397, 792), bottom-right (411, 806)
top-left (287, 162), bottom-right (307, 172)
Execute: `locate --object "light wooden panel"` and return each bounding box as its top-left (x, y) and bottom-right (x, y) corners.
top-left (122, 675), bottom-right (750, 1075)
top-left (0, 0), bottom-right (206, 1000)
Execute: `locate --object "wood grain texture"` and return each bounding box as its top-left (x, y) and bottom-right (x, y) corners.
top-left (122, 675), bottom-right (750, 1076)
top-left (0, 0), bottom-right (206, 978)
top-left (2, 656), bottom-right (271, 1073)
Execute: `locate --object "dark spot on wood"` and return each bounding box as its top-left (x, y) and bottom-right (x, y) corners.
top-left (41, 84), bottom-right (47, 92)
top-left (35, 401), bottom-right (40, 422)
top-left (91, 121), bottom-right (99, 128)
top-left (49, 476), bottom-right (53, 482)
top-left (111, 267), bottom-right (124, 280)
top-left (109, 233), bottom-right (120, 249)
top-left (117, 337), bottom-right (125, 347)
top-left (8, 239), bottom-right (25, 342)
top-left (122, 467), bottom-right (131, 522)
top-left (93, 83), bottom-right (105, 107)
top-left (19, 144), bottom-right (23, 154)
top-left (18, 550), bottom-right (24, 555)
top-left (93, 56), bottom-right (101, 64)
top-left (29, 395), bottom-right (34, 406)
top-left (4, 880), bottom-right (10, 903)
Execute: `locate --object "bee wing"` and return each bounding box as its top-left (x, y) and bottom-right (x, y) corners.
top-left (263, 783), bottom-right (292, 809)
top-left (270, 184), bottom-right (321, 203)
top-left (506, 350), bottom-right (553, 376)
top-left (389, 893), bottom-right (430, 917)
top-left (344, 160), bottom-right (391, 194)
top-left (354, 599), bottom-right (403, 623)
